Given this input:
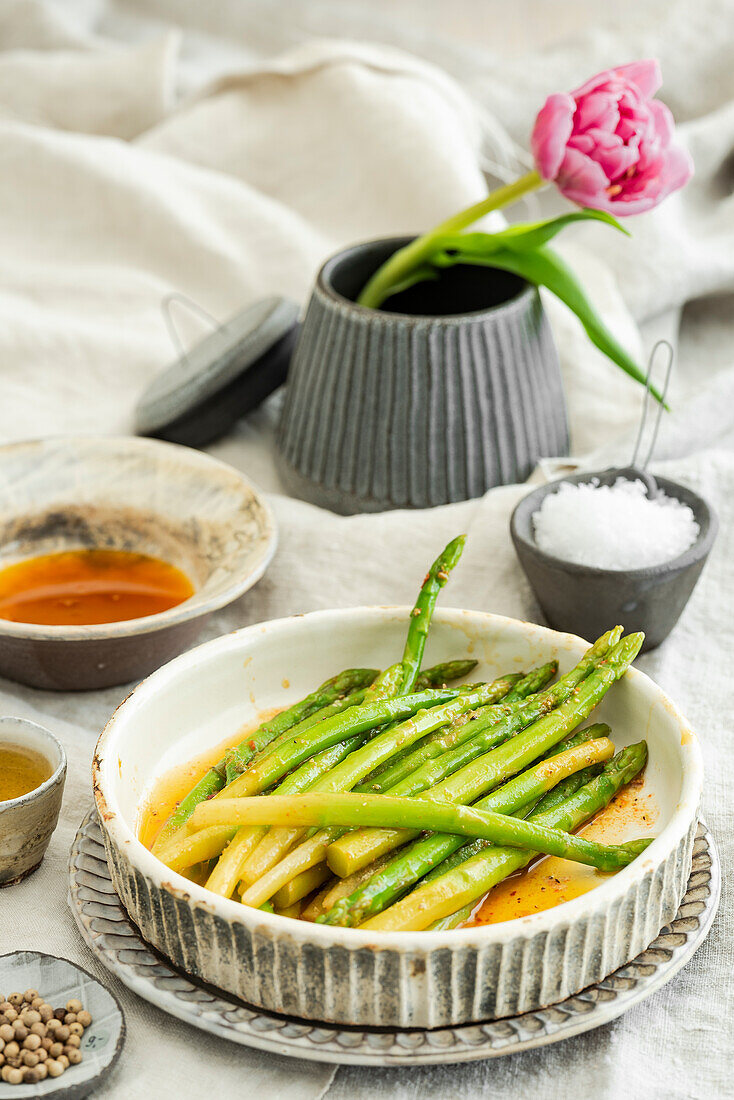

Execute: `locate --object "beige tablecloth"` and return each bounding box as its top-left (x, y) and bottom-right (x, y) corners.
top-left (0, 2), bottom-right (732, 1098)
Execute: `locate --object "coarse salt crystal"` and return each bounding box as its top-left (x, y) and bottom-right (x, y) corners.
top-left (532, 478), bottom-right (700, 570)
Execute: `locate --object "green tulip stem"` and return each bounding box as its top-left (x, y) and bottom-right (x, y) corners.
top-left (356, 170), bottom-right (544, 309)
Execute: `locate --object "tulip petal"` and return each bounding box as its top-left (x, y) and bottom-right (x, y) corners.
top-left (574, 91), bottom-right (620, 133)
top-left (598, 144), bottom-right (639, 181)
top-left (556, 146), bottom-right (609, 201)
top-left (571, 68), bottom-right (616, 98)
top-left (615, 59), bottom-right (662, 97)
top-left (568, 133), bottom-right (595, 154)
top-left (648, 99), bottom-right (675, 147)
top-left (559, 187), bottom-right (621, 214)
top-left (660, 142), bottom-right (695, 190)
top-left (531, 93), bottom-right (575, 179)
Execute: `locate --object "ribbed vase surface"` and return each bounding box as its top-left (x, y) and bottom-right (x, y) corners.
top-left (278, 238), bottom-right (569, 513)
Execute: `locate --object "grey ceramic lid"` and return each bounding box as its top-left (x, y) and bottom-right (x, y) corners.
top-left (135, 295), bottom-right (299, 448)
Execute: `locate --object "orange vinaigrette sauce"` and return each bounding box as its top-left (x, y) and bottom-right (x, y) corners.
top-left (0, 549), bottom-right (194, 626)
top-left (140, 726), bottom-right (657, 921)
top-left (465, 777), bottom-right (658, 926)
top-left (138, 709), bottom-right (282, 853)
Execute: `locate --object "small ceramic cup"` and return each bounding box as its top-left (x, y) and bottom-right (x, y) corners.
top-left (510, 471), bottom-right (718, 652)
top-left (0, 717), bottom-right (66, 886)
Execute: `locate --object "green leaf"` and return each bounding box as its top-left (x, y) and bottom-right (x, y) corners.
top-left (431, 242), bottom-right (666, 405)
top-left (380, 264), bottom-right (439, 301)
top-left (497, 209), bottom-right (628, 250)
top-left (434, 209), bottom-right (629, 259)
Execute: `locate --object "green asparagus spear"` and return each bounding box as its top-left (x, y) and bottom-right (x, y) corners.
top-left (362, 662), bottom-right (556, 794)
top-left (320, 736), bottom-right (613, 925)
top-left (215, 686), bottom-right (461, 802)
top-left (232, 671), bottom-right (530, 894)
top-left (415, 660), bottom-right (479, 688)
top-left (152, 667), bottom-right (379, 854)
top-left (421, 725), bottom-right (610, 884)
top-left (222, 668), bottom-right (380, 782)
top-left (364, 742), bottom-right (649, 931)
top-left (399, 535), bottom-right (465, 693)
top-left (190, 784), bottom-right (649, 872)
top-left (328, 632), bottom-right (632, 876)
top-left (223, 684), bottom-right (375, 785)
top-left (165, 730), bottom-right (374, 877)
top-left (163, 659), bottom-right (470, 855)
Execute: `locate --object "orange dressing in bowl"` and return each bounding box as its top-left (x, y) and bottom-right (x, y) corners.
top-left (0, 743), bottom-right (52, 801)
top-left (0, 549), bottom-right (194, 626)
top-left (141, 725), bottom-right (657, 925)
top-left (466, 782), bottom-right (658, 926)
top-left (138, 710), bottom-right (281, 852)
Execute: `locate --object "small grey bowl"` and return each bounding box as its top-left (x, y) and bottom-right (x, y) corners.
top-left (0, 717), bottom-right (66, 886)
top-left (277, 236), bottom-right (569, 513)
top-left (510, 471), bottom-right (718, 651)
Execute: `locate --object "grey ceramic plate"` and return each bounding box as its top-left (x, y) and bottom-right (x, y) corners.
top-left (0, 950), bottom-right (125, 1097)
top-left (68, 811), bottom-right (719, 1067)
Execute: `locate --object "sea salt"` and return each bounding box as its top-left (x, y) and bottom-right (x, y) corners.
top-left (532, 477), bottom-right (700, 570)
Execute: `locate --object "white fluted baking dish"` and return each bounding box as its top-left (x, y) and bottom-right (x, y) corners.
top-left (92, 608), bottom-right (702, 1028)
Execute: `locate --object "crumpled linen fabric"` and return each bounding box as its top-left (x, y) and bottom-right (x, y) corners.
top-left (0, 2), bottom-right (732, 1098)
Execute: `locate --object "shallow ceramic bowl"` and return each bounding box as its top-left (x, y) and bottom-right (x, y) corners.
top-left (510, 472), bottom-right (718, 652)
top-left (0, 717), bottom-right (66, 886)
top-left (93, 608), bottom-right (702, 1029)
top-left (0, 436), bottom-right (276, 690)
top-left (0, 950), bottom-right (125, 1097)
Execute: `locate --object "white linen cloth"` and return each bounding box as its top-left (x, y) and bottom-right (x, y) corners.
top-left (0, 2), bottom-right (732, 1098)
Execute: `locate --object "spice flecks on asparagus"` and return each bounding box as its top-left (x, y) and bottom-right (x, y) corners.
top-left (322, 733), bottom-right (614, 926)
top-left (152, 666), bottom-right (379, 854)
top-left (326, 631), bottom-right (637, 879)
top-left (361, 661), bottom-right (556, 794)
top-left (399, 535), bottom-right (466, 693)
top-left (362, 742), bottom-right (649, 932)
top-left (147, 531), bottom-right (653, 935)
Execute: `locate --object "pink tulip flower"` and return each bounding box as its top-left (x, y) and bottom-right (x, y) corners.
top-left (531, 60), bottom-right (693, 215)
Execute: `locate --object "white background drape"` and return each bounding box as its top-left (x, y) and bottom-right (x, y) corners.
top-left (0, 3), bottom-right (732, 1097)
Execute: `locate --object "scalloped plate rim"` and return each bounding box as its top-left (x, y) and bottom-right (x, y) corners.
top-left (67, 811), bottom-right (720, 1067)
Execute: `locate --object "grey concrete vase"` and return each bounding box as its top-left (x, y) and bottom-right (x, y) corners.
top-left (277, 237), bottom-right (569, 513)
